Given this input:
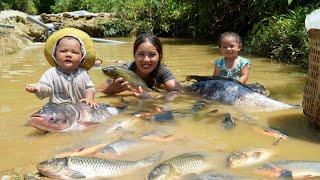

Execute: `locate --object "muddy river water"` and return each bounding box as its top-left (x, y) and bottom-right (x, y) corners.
top-left (0, 38), bottom-right (318, 179)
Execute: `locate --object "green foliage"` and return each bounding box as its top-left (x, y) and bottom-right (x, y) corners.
top-left (0, 0), bottom-right (38, 14)
top-left (248, 7), bottom-right (312, 68)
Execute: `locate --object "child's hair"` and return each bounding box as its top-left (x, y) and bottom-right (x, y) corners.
top-left (218, 32), bottom-right (242, 47)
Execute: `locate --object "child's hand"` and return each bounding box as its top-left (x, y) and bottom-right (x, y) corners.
top-left (80, 98), bottom-right (98, 109)
top-left (26, 84), bottom-right (38, 93)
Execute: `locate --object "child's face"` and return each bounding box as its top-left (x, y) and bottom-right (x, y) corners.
top-left (134, 41), bottom-right (160, 76)
top-left (220, 36), bottom-right (241, 60)
top-left (54, 37), bottom-right (83, 71)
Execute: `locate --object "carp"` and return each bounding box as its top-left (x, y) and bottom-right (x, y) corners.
top-left (37, 151), bottom-right (163, 179)
top-left (102, 65), bottom-right (151, 91)
top-left (186, 76), bottom-right (297, 111)
top-left (148, 152), bottom-right (216, 180)
top-left (226, 148), bottom-right (272, 168)
top-left (29, 102), bottom-right (125, 132)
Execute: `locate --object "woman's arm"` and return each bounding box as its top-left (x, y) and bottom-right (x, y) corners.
top-left (239, 65), bottom-right (250, 84)
top-left (97, 78), bottom-right (131, 95)
top-left (163, 79), bottom-right (183, 92)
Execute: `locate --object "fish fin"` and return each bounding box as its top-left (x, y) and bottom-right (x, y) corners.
top-left (116, 97), bottom-right (127, 109)
top-left (139, 151), bottom-right (163, 166)
top-left (279, 169), bottom-right (293, 178)
top-left (272, 137), bottom-right (284, 146)
top-left (63, 168), bottom-right (86, 179)
top-left (78, 122), bottom-right (99, 126)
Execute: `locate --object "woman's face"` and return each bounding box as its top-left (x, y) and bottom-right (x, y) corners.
top-left (134, 41), bottom-right (160, 77)
top-left (54, 37), bottom-right (83, 71)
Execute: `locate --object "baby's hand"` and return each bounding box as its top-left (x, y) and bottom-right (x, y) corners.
top-left (26, 84), bottom-right (38, 93)
top-left (80, 98), bottom-right (98, 109)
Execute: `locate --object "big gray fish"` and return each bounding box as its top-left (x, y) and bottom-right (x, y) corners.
top-left (37, 151), bottom-right (163, 179)
top-left (148, 152), bottom-right (215, 180)
top-left (102, 65), bottom-right (151, 91)
top-left (187, 76), bottom-right (296, 111)
top-left (256, 160), bottom-right (320, 178)
top-left (29, 102), bottom-right (125, 132)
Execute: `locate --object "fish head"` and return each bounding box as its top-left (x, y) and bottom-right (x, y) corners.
top-left (102, 66), bottom-right (118, 78)
top-left (37, 157), bottom-right (68, 178)
top-left (148, 164), bottom-right (175, 180)
top-left (227, 148), bottom-right (272, 168)
top-left (29, 103), bottom-right (77, 132)
top-left (226, 152), bottom-right (249, 168)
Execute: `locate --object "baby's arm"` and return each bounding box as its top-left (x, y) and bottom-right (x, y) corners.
top-left (26, 72), bottom-right (52, 99)
top-left (26, 84), bottom-right (38, 93)
top-left (80, 71), bottom-right (98, 108)
top-left (239, 64), bottom-right (250, 84)
top-left (80, 88), bottom-right (97, 108)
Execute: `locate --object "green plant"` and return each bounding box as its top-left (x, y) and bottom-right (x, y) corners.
top-left (248, 7), bottom-right (312, 69)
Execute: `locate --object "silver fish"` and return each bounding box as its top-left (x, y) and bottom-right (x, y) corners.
top-left (37, 151), bottom-right (163, 179)
top-left (148, 152), bottom-right (215, 180)
top-left (97, 139), bottom-right (149, 158)
top-left (256, 160), bottom-right (320, 178)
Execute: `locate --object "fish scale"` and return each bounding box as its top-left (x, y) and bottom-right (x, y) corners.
top-left (68, 156), bottom-right (142, 177)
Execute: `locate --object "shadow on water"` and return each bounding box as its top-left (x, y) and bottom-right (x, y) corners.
top-left (268, 112), bottom-right (320, 144)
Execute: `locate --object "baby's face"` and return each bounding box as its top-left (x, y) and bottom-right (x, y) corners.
top-left (220, 36), bottom-right (241, 60)
top-left (54, 37), bottom-right (83, 71)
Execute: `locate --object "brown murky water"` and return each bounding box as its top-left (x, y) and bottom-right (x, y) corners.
top-left (0, 38), bottom-right (317, 179)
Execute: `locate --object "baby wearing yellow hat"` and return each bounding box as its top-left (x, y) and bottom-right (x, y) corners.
top-left (25, 28), bottom-right (97, 108)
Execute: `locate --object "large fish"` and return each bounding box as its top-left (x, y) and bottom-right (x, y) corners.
top-left (147, 152), bottom-right (216, 180)
top-left (102, 65), bottom-right (151, 91)
top-left (37, 151), bottom-right (163, 179)
top-left (255, 160), bottom-right (320, 178)
top-left (186, 76), bottom-right (296, 111)
top-left (29, 102), bottom-right (125, 132)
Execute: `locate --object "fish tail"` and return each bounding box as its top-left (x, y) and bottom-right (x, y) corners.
top-left (138, 151), bottom-right (163, 166)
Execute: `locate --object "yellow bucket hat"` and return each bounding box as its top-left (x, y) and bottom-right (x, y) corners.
top-left (44, 27), bottom-right (96, 70)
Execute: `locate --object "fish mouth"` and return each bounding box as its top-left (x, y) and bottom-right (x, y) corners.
top-left (37, 165), bottom-right (63, 179)
top-left (29, 114), bottom-right (67, 132)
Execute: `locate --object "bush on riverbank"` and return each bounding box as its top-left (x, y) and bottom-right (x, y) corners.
top-left (247, 7), bottom-right (312, 69)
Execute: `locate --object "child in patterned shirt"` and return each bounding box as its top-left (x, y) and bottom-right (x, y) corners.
top-left (213, 32), bottom-right (251, 84)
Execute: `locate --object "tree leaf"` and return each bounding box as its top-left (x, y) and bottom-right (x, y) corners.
top-left (288, 0), bottom-right (293, 6)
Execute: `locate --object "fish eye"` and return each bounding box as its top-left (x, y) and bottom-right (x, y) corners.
top-left (49, 116), bottom-right (55, 121)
